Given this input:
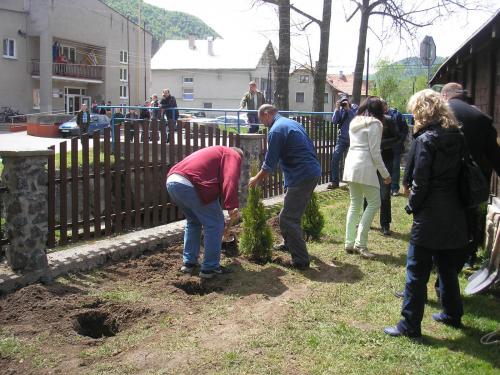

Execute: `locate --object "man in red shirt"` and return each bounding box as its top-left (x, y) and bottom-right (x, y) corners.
top-left (167, 146), bottom-right (243, 278)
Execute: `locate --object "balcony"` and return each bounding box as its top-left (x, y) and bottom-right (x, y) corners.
top-left (31, 61), bottom-right (103, 83)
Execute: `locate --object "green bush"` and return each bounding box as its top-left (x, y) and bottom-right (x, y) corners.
top-left (302, 192), bottom-right (325, 241)
top-left (239, 184), bottom-right (273, 264)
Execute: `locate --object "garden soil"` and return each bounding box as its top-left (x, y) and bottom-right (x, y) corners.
top-left (0, 218), bottom-right (334, 374)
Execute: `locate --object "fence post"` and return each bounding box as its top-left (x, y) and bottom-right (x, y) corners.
top-left (0, 149), bottom-right (53, 276)
top-left (238, 133), bottom-right (264, 207)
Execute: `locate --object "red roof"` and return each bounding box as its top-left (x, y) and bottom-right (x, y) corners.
top-left (326, 73), bottom-right (369, 95)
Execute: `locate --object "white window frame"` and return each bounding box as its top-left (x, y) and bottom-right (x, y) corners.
top-left (183, 88), bottom-right (194, 101)
top-left (296, 92), bottom-right (305, 103)
top-left (59, 45), bottom-right (76, 63)
top-left (183, 77), bottom-right (194, 84)
top-left (120, 67), bottom-right (128, 82)
top-left (3, 38), bottom-right (16, 59)
top-left (299, 75), bottom-right (309, 83)
top-left (120, 50), bottom-right (128, 64)
top-left (120, 85), bottom-right (128, 99)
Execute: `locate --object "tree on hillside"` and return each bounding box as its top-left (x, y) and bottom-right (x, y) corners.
top-left (256, 0), bottom-right (332, 112)
top-left (346, 0), bottom-right (485, 105)
top-left (371, 59), bottom-right (443, 111)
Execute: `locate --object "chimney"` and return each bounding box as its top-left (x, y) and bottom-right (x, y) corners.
top-left (207, 36), bottom-right (214, 56)
top-left (339, 70), bottom-right (346, 81)
top-left (188, 34), bottom-right (196, 50)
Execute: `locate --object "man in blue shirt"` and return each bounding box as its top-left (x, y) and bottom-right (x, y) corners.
top-left (328, 94), bottom-right (357, 189)
top-left (249, 104), bottom-right (321, 269)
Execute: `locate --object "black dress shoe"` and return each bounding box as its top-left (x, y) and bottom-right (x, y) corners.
top-left (432, 313), bottom-right (462, 328)
top-left (327, 182), bottom-right (339, 190)
top-left (384, 326), bottom-right (421, 338)
top-left (382, 226), bottom-right (391, 236)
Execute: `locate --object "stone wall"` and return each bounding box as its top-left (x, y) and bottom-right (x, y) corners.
top-left (0, 150), bottom-right (52, 273)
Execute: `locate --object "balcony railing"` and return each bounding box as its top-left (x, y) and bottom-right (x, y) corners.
top-left (31, 61), bottom-right (103, 81)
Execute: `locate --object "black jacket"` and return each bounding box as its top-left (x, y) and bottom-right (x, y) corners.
top-left (381, 115), bottom-right (399, 167)
top-left (160, 95), bottom-right (179, 120)
top-left (448, 98), bottom-right (500, 181)
top-left (408, 122), bottom-right (468, 250)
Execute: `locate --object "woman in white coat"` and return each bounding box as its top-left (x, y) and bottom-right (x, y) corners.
top-left (343, 96), bottom-right (391, 258)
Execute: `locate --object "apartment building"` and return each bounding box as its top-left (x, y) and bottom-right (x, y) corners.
top-left (0, 0), bottom-right (152, 115)
top-left (151, 36), bottom-right (277, 112)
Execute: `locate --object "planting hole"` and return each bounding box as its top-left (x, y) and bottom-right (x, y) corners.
top-left (72, 310), bottom-right (118, 339)
top-left (173, 280), bottom-right (222, 296)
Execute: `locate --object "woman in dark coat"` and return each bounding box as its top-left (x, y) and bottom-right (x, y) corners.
top-left (384, 89), bottom-right (468, 338)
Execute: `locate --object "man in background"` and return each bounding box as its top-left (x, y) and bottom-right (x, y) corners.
top-left (239, 81), bottom-right (266, 133)
top-left (76, 103), bottom-right (91, 136)
top-left (328, 94), bottom-right (357, 189)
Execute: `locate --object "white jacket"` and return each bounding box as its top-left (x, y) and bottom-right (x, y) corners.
top-left (342, 116), bottom-right (390, 188)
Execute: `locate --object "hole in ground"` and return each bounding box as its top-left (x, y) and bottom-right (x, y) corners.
top-left (173, 280), bottom-right (223, 296)
top-left (72, 310), bottom-right (118, 339)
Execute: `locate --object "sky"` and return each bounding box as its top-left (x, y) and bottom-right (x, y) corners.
top-left (145, 0), bottom-right (498, 74)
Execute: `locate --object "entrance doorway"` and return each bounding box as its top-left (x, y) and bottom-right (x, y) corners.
top-left (64, 87), bottom-right (90, 114)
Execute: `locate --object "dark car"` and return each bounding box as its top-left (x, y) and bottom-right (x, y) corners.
top-left (59, 114), bottom-right (110, 137)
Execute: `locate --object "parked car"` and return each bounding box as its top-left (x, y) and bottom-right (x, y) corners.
top-left (59, 114), bottom-right (110, 137)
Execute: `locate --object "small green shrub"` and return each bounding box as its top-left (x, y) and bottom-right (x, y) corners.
top-left (302, 192), bottom-right (325, 241)
top-left (239, 178), bottom-right (273, 264)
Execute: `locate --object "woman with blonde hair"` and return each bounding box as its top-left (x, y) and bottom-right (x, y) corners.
top-left (343, 96), bottom-right (391, 259)
top-left (385, 89), bottom-right (468, 338)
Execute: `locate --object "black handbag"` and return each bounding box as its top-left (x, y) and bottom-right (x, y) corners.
top-left (458, 136), bottom-right (489, 208)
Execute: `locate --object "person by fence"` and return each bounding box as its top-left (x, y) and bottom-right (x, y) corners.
top-left (249, 104), bottom-right (320, 270)
top-left (166, 146), bottom-right (242, 279)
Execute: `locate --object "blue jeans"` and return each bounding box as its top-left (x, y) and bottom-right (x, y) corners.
top-left (166, 182), bottom-right (225, 272)
top-left (247, 113), bottom-right (259, 133)
top-left (391, 143), bottom-right (402, 192)
top-left (330, 141), bottom-right (349, 184)
top-left (398, 243), bottom-right (464, 335)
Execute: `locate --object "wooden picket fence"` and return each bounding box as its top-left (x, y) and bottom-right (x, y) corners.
top-left (46, 117), bottom-right (337, 248)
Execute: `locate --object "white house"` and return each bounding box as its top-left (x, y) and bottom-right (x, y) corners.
top-left (151, 36), bottom-right (277, 114)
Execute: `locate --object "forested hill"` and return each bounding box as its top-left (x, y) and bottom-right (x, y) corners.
top-left (394, 56), bottom-right (446, 78)
top-left (102, 0), bottom-right (219, 44)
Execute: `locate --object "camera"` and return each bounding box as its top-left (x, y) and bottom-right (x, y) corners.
top-left (340, 101), bottom-right (348, 108)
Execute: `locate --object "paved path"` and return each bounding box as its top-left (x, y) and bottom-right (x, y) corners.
top-left (0, 131), bottom-right (94, 152)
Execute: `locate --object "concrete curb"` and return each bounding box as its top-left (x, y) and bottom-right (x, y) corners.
top-left (0, 182), bottom-right (341, 294)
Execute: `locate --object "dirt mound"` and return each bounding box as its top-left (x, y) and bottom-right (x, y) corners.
top-left (0, 283), bottom-right (81, 325)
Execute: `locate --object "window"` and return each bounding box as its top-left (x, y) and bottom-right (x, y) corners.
top-left (3, 38), bottom-right (16, 59)
top-left (65, 87), bottom-right (86, 95)
top-left (120, 68), bottom-right (128, 82)
top-left (299, 75), bottom-right (309, 83)
top-left (183, 88), bottom-right (194, 100)
top-left (324, 93), bottom-right (329, 103)
top-left (33, 89), bottom-right (40, 109)
top-left (59, 45), bottom-right (76, 63)
top-left (203, 102), bottom-right (212, 109)
top-left (120, 50), bottom-right (128, 64)
top-left (183, 77), bottom-right (194, 84)
top-left (296, 92), bottom-right (305, 103)
top-left (260, 78), bottom-right (269, 92)
top-left (120, 85), bottom-right (128, 99)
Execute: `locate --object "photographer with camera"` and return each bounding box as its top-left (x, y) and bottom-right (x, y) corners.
top-left (328, 94), bottom-right (358, 189)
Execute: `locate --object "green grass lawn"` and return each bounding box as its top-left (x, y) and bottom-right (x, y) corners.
top-left (0, 189), bottom-right (498, 374)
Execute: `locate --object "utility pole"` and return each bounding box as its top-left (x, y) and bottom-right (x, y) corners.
top-left (144, 21), bottom-right (147, 101)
